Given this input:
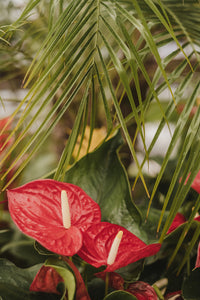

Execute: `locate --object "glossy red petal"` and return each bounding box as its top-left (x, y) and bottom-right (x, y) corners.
top-left (167, 213), bottom-right (186, 234)
top-left (7, 179), bottom-right (101, 255)
top-left (126, 281), bottom-right (157, 300)
top-left (30, 266), bottom-right (64, 294)
top-left (78, 222), bottom-right (161, 272)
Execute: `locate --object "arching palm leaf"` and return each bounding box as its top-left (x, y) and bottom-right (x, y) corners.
top-left (0, 0), bottom-right (200, 270)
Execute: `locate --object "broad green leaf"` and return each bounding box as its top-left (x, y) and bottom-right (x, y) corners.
top-left (0, 258), bottom-right (41, 288)
top-left (65, 130), bottom-right (142, 229)
top-left (182, 268), bottom-right (200, 300)
top-left (0, 228), bottom-right (46, 267)
top-left (141, 206), bottom-right (168, 243)
top-left (0, 284), bottom-right (59, 300)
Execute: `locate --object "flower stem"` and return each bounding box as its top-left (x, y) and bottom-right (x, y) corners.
top-left (105, 272), bottom-right (109, 296)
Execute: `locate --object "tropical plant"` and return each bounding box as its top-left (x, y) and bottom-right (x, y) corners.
top-left (0, 0), bottom-right (200, 299)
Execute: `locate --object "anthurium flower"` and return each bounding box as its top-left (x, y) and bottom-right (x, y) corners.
top-left (7, 179), bottom-right (101, 256)
top-left (78, 222), bottom-right (161, 272)
top-left (30, 266), bottom-right (64, 294)
top-left (126, 281), bottom-right (157, 300)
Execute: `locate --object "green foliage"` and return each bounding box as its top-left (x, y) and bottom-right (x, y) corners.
top-left (0, 0), bottom-right (200, 298)
top-left (64, 131), bottom-right (142, 231)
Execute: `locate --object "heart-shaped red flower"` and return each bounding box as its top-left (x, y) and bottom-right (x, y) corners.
top-left (7, 179), bottom-right (101, 256)
top-left (78, 222), bottom-right (161, 272)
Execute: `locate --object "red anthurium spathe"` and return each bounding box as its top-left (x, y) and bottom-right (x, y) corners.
top-left (126, 281), bottom-right (157, 300)
top-left (78, 222), bottom-right (161, 272)
top-left (30, 266), bottom-right (64, 294)
top-left (167, 213), bottom-right (187, 234)
top-left (167, 212), bottom-right (200, 235)
top-left (7, 179), bottom-right (101, 256)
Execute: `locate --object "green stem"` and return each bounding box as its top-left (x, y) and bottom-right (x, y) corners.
top-left (105, 272), bottom-right (109, 296)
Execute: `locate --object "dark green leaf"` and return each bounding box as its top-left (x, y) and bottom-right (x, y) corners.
top-left (0, 258), bottom-right (41, 289)
top-left (0, 284), bottom-right (60, 300)
top-left (64, 131), bottom-right (142, 230)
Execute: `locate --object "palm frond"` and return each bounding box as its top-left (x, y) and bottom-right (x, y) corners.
top-left (0, 1), bottom-right (200, 259)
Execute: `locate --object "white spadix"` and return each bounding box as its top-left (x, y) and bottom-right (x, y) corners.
top-left (61, 190), bottom-right (71, 229)
top-left (107, 230), bottom-right (123, 265)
